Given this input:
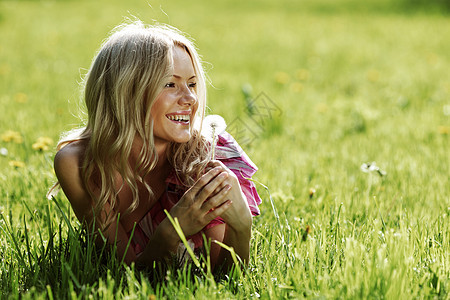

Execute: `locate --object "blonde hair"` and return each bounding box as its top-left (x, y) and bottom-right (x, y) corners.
top-left (50, 20), bottom-right (211, 228)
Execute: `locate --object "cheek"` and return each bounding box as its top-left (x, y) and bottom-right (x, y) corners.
top-left (150, 97), bottom-right (166, 119)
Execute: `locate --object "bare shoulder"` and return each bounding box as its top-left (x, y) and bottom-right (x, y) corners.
top-left (54, 141), bottom-right (92, 220)
top-left (54, 141), bottom-right (85, 185)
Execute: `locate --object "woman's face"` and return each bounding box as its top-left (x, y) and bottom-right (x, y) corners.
top-left (151, 46), bottom-right (198, 145)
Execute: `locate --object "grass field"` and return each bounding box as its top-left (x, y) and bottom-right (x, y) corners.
top-left (1, 0), bottom-right (449, 298)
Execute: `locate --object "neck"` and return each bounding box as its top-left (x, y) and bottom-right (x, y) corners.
top-left (131, 137), bottom-right (170, 171)
top-left (154, 140), bottom-right (169, 169)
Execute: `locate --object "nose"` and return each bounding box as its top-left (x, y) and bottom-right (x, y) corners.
top-left (178, 86), bottom-right (197, 106)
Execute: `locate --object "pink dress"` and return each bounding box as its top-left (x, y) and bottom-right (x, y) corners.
top-left (128, 132), bottom-right (262, 258)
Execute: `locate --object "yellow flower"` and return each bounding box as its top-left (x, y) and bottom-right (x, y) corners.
top-left (290, 82), bottom-right (303, 93)
top-left (0, 63), bottom-right (11, 76)
top-left (295, 69), bottom-right (309, 81)
top-left (366, 70), bottom-right (380, 82)
top-left (32, 136), bottom-right (54, 151)
top-left (36, 136), bottom-right (53, 145)
top-left (1, 130), bottom-right (23, 143)
top-left (274, 71), bottom-right (290, 85)
top-left (9, 160), bottom-right (25, 168)
top-left (427, 52), bottom-right (439, 65)
top-left (32, 142), bottom-right (50, 151)
top-left (438, 126), bottom-right (450, 135)
top-left (316, 103), bottom-right (328, 113)
top-left (14, 93), bottom-right (28, 103)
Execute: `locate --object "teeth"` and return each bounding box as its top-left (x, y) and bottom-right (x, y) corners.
top-left (167, 115), bottom-right (190, 122)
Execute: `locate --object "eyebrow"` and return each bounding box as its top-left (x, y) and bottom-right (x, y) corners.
top-left (171, 75), bottom-right (196, 80)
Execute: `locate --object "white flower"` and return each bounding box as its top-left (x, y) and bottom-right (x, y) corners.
top-left (201, 115), bottom-right (227, 159)
top-left (361, 162), bottom-right (379, 173)
top-left (361, 161), bottom-right (386, 176)
top-left (444, 105), bottom-right (450, 116)
top-left (201, 114), bottom-right (227, 141)
top-left (0, 148), bottom-right (8, 156)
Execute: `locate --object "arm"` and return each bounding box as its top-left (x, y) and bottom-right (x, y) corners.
top-left (54, 146), bottom-right (176, 265)
top-left (55, 147), bottom-right (234, 267)
top-left (136, 166), bottom-right (237, 267)
top-left (203, 160), bottom-right (254, 271)
top-left (54, 145), bottom-right (141, 264)
top-left (204, 218), bottom-right (252, 272)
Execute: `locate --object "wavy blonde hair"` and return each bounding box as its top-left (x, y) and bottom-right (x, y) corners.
top-left (50, 20), bottom-right (211, 227)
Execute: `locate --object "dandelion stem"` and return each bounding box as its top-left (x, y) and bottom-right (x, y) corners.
top-left (211, 125), bottom-right (217, 160)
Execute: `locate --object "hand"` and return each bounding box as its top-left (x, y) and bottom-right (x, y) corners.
top-left (205, 160), bottom-right (252, 232)
top-left (168, 166), bottom-right (232, 237)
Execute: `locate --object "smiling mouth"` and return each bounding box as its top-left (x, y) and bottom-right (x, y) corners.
top-left (166, 114), bottom-right (190, 124)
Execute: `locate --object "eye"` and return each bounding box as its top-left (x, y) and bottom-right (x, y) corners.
top-left (189, 82), bottom-right (197, 89)
top-left (165, 82), bottom-right (175, 88)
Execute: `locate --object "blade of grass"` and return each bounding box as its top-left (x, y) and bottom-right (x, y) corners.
top-left (120, 222), bottom-right (136, 266)
top-left (213, 240), bottom-right (242, 278)
top-left (63, 262), bottom-right (81, 290)
top-left (164, 209), bottom-right (201, 269)
top-left (22, 214), bottom-right (34, 273)
top-left (243, 176), bottom-right (294, 267)
top-left (1, 211), bottom-right (26, 267)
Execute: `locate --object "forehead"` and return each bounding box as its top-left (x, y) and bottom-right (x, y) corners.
top-left (170, 46), bottom-right (195, 75)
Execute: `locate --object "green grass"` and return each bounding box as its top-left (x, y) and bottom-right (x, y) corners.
top-left (1, 0), bottom-right (449, 298)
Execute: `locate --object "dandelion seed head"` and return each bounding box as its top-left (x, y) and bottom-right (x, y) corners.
top-left (444, 105), bottom-right (450, 116)
top-left (361, 161), bottom-right (386, 177)
top-left (201, 115), bottom-right (227, 141)
top-left (0, 147), bottom-right (8, 156)
top-left (361, 162), bottom-right (379, 173)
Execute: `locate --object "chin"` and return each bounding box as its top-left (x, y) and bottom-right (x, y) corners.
top-left (172, 133), bottom-right (192, 144)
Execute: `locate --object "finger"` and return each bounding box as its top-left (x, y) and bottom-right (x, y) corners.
top-left (187, 166), bottom-right (222, 196)
top-left (195, 171), bottom-right (229, 203)
top-left (206, 160), bottom-right (225, 169)
top-left (207, 159), bottom-right (220, 166)
top-left (212, 180), bottom-right (233, 196)
top-left (208, 160), bottom-right (233, 174)
top-left (201, 184), bottom-right (231, 211)
top-left (204, 199), bottom-right (232, 223)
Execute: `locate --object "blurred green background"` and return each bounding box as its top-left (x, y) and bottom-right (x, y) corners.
top-left (1, 0), bottom-right (448, 202)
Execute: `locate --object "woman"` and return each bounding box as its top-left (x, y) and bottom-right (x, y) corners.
top-left (52, 20), bottom-right (261, 271)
